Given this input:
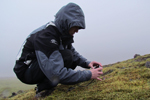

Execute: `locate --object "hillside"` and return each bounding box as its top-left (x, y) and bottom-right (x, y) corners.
top-left (4, 54), bottom-right (150, 100)
top-left (0, 77), bottom-right (35, 99)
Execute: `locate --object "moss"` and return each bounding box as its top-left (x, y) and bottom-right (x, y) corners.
top-left (6, 54), bottom-right (150, 100)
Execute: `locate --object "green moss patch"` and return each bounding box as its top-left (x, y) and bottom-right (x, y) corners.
top-left (6, 54), bottom-right (150, 100)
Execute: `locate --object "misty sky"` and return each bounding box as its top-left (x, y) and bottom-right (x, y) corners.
top-left (0, 0), bottom-right (150, 77)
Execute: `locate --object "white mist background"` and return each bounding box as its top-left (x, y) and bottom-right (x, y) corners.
top-left (0, 0), bottom-right (150, 77)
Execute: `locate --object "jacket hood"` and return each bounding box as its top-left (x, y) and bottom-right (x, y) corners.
top-left (54, 3), bottom-right (85, 36)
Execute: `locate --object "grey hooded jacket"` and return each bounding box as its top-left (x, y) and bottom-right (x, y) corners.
top-left (14, 3), bottom-right (92, 85)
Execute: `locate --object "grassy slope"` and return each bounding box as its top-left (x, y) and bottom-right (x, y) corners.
top-left (5, 54), bottom-right (150, 100)
top-left (0, 77), bottom-right (35, 99)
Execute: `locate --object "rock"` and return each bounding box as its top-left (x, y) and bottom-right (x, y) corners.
top-left (145, 61), bottom-right (150, 68)
top-left (17, 90), bottom-right (23, 94)
top-left (3, 96), bottom-right (6, 99)
top-left (134, 54), bottom-right (140, 58)
top-left (9, 92), bottom-right (17, 98)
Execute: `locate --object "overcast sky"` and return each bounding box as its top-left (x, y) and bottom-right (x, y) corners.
top-left (0, 0), bottom-right (150, 77)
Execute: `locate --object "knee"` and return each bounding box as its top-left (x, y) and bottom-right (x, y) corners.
top-left (50, 76), bottom-right (60, 87)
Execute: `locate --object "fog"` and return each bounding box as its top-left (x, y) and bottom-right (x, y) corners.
top-left (0, 0), bottom-right (150, 77)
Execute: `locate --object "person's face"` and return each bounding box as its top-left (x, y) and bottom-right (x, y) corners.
top-left (69, 26), bottom-right (80, 36)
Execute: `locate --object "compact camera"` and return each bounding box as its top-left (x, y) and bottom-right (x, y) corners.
top-left (94, 65), bottom-right (102, 72)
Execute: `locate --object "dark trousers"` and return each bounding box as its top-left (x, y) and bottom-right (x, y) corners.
top-left (23, 49), bottom-right (77, 92)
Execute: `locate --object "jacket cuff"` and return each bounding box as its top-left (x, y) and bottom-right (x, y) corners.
top-left (86, 60), bottom-right (91, 68)
top-left (84, 70), bottom-right (92, 80)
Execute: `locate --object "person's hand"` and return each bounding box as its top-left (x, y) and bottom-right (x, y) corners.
top-left (90, 67), bottom-right (103, 81)
top-left (88, 61), bottom-right (102, 69)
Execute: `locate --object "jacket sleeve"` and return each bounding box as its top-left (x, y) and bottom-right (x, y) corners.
top-left (34, 31), bottom-right (91, 85)
top-left (71, 46), bottom-right (91, 68)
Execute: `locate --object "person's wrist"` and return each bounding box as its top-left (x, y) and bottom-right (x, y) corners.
top-left (90, 69), bottom-right (95, 79)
